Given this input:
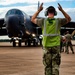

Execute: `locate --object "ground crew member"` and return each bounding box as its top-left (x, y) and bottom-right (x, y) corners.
top-left (31, 3), bottom-right (71, 75)
top-left (65, 31), bottom-right (74, 54)
top-left (60, 35), bottom-right (66, 52)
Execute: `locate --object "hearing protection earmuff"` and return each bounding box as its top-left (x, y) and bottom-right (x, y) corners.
top-left (45, 6), bottom-right (57, 16)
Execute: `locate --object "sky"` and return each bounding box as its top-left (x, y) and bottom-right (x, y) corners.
top-left (0, 0), bottom-right (75, 22)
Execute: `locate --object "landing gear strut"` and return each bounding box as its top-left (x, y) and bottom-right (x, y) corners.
top-left (12, 38), bottom-right (22, 47)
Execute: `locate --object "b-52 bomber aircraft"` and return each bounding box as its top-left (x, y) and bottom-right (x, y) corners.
top-left (0, 8), bottom-right (75, 47)
top-left (0, 9), bottom-right (42, 47)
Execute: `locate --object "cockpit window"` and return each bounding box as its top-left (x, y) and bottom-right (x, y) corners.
top-left (6, 10), bottom-right (15, 16)
top-left (22, 11), bottom-right (30, 19)
top-left (15, 10), bottom-right (23, 15)
top-left (5, 9), bottom-right (23, 17)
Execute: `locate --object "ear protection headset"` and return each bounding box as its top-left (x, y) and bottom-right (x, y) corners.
top-left (45, 6), bottom-right (57, 16)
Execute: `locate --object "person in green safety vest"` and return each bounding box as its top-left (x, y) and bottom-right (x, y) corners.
top-left (31, 3), bottom-right (71, 75)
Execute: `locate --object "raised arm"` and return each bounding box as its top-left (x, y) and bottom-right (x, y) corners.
top-left (31, 3), bottom-right (43, 24)
top-left (58, 3), bottom-right (71, 23)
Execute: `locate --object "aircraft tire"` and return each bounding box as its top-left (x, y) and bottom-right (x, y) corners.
top-left (28, 39), bottom-right (31, 46)
top-left (18, 40), bottom-right (21, 47)
top-left (33, 39), bottom-right (36, 46)
top-left (13, 40), bottom-right (16, 47)
top-left (40, 39), bottom-right (42, 45)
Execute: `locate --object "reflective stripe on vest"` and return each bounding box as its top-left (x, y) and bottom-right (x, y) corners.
top-left (43, 18), bottom-right (60, 36)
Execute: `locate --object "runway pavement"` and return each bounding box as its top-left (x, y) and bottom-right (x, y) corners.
top-left (0, 42), bottom-right (75, 75)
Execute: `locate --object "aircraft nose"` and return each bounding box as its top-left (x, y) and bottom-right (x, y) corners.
top-left (7, 15), bottom-right (19, 27)
top-left (6, 15), bottom-right (21, 37)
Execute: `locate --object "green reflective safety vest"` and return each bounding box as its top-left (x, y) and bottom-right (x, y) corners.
top-left (42, 18), bottom-right (60, 47)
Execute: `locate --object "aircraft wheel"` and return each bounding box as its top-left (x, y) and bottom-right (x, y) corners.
top-left (40, 39), bottom-right (42, 45)
top-left (13, 40), bottom-right (16, 47)
top-left (28, 39), bottom-right (31, 46)
top-left (25, 41), bottom-right (27, 46)
top-left (33, 39), bottom-right (36, 46)
top-left (18, 40), bottom-right (21, 47)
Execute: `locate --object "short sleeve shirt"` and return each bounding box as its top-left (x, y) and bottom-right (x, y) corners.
top-left (65, 34), bottom-right (72, 42)
top-left (36, 18), bottom-right (67, 27)
top-left (36, 18), bottom-right (67, 47)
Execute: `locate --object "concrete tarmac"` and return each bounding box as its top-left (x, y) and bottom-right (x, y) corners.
top-left (0, 42), bottom-right (75, 75)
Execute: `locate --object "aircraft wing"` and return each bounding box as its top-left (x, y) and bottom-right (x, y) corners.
top-left (61, 21), bottom-right (75, 35)
top-left (0, 18), bottom-right (7, 35)
top-left (62, 22), bottom-right (75, 28)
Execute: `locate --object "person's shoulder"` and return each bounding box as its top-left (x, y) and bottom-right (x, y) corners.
top-left (37, 17), bottom-right (44, 20)
top-left (36, 17), bottom-right (44, 22)
top-left (55, 18), bottom-right (60, 20)
top-left (64, 34), bottom-right (67, 37)
top-left (54, 18), bottom-right (60, 22)
top-left (57, 18), bottom-right (66, 21)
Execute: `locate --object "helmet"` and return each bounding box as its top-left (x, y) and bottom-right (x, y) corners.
top-left (45, 6), bottom-right (57, 16)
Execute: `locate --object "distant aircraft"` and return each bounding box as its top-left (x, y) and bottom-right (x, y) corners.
top-left (0, 9), bottom-right (42, 47)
